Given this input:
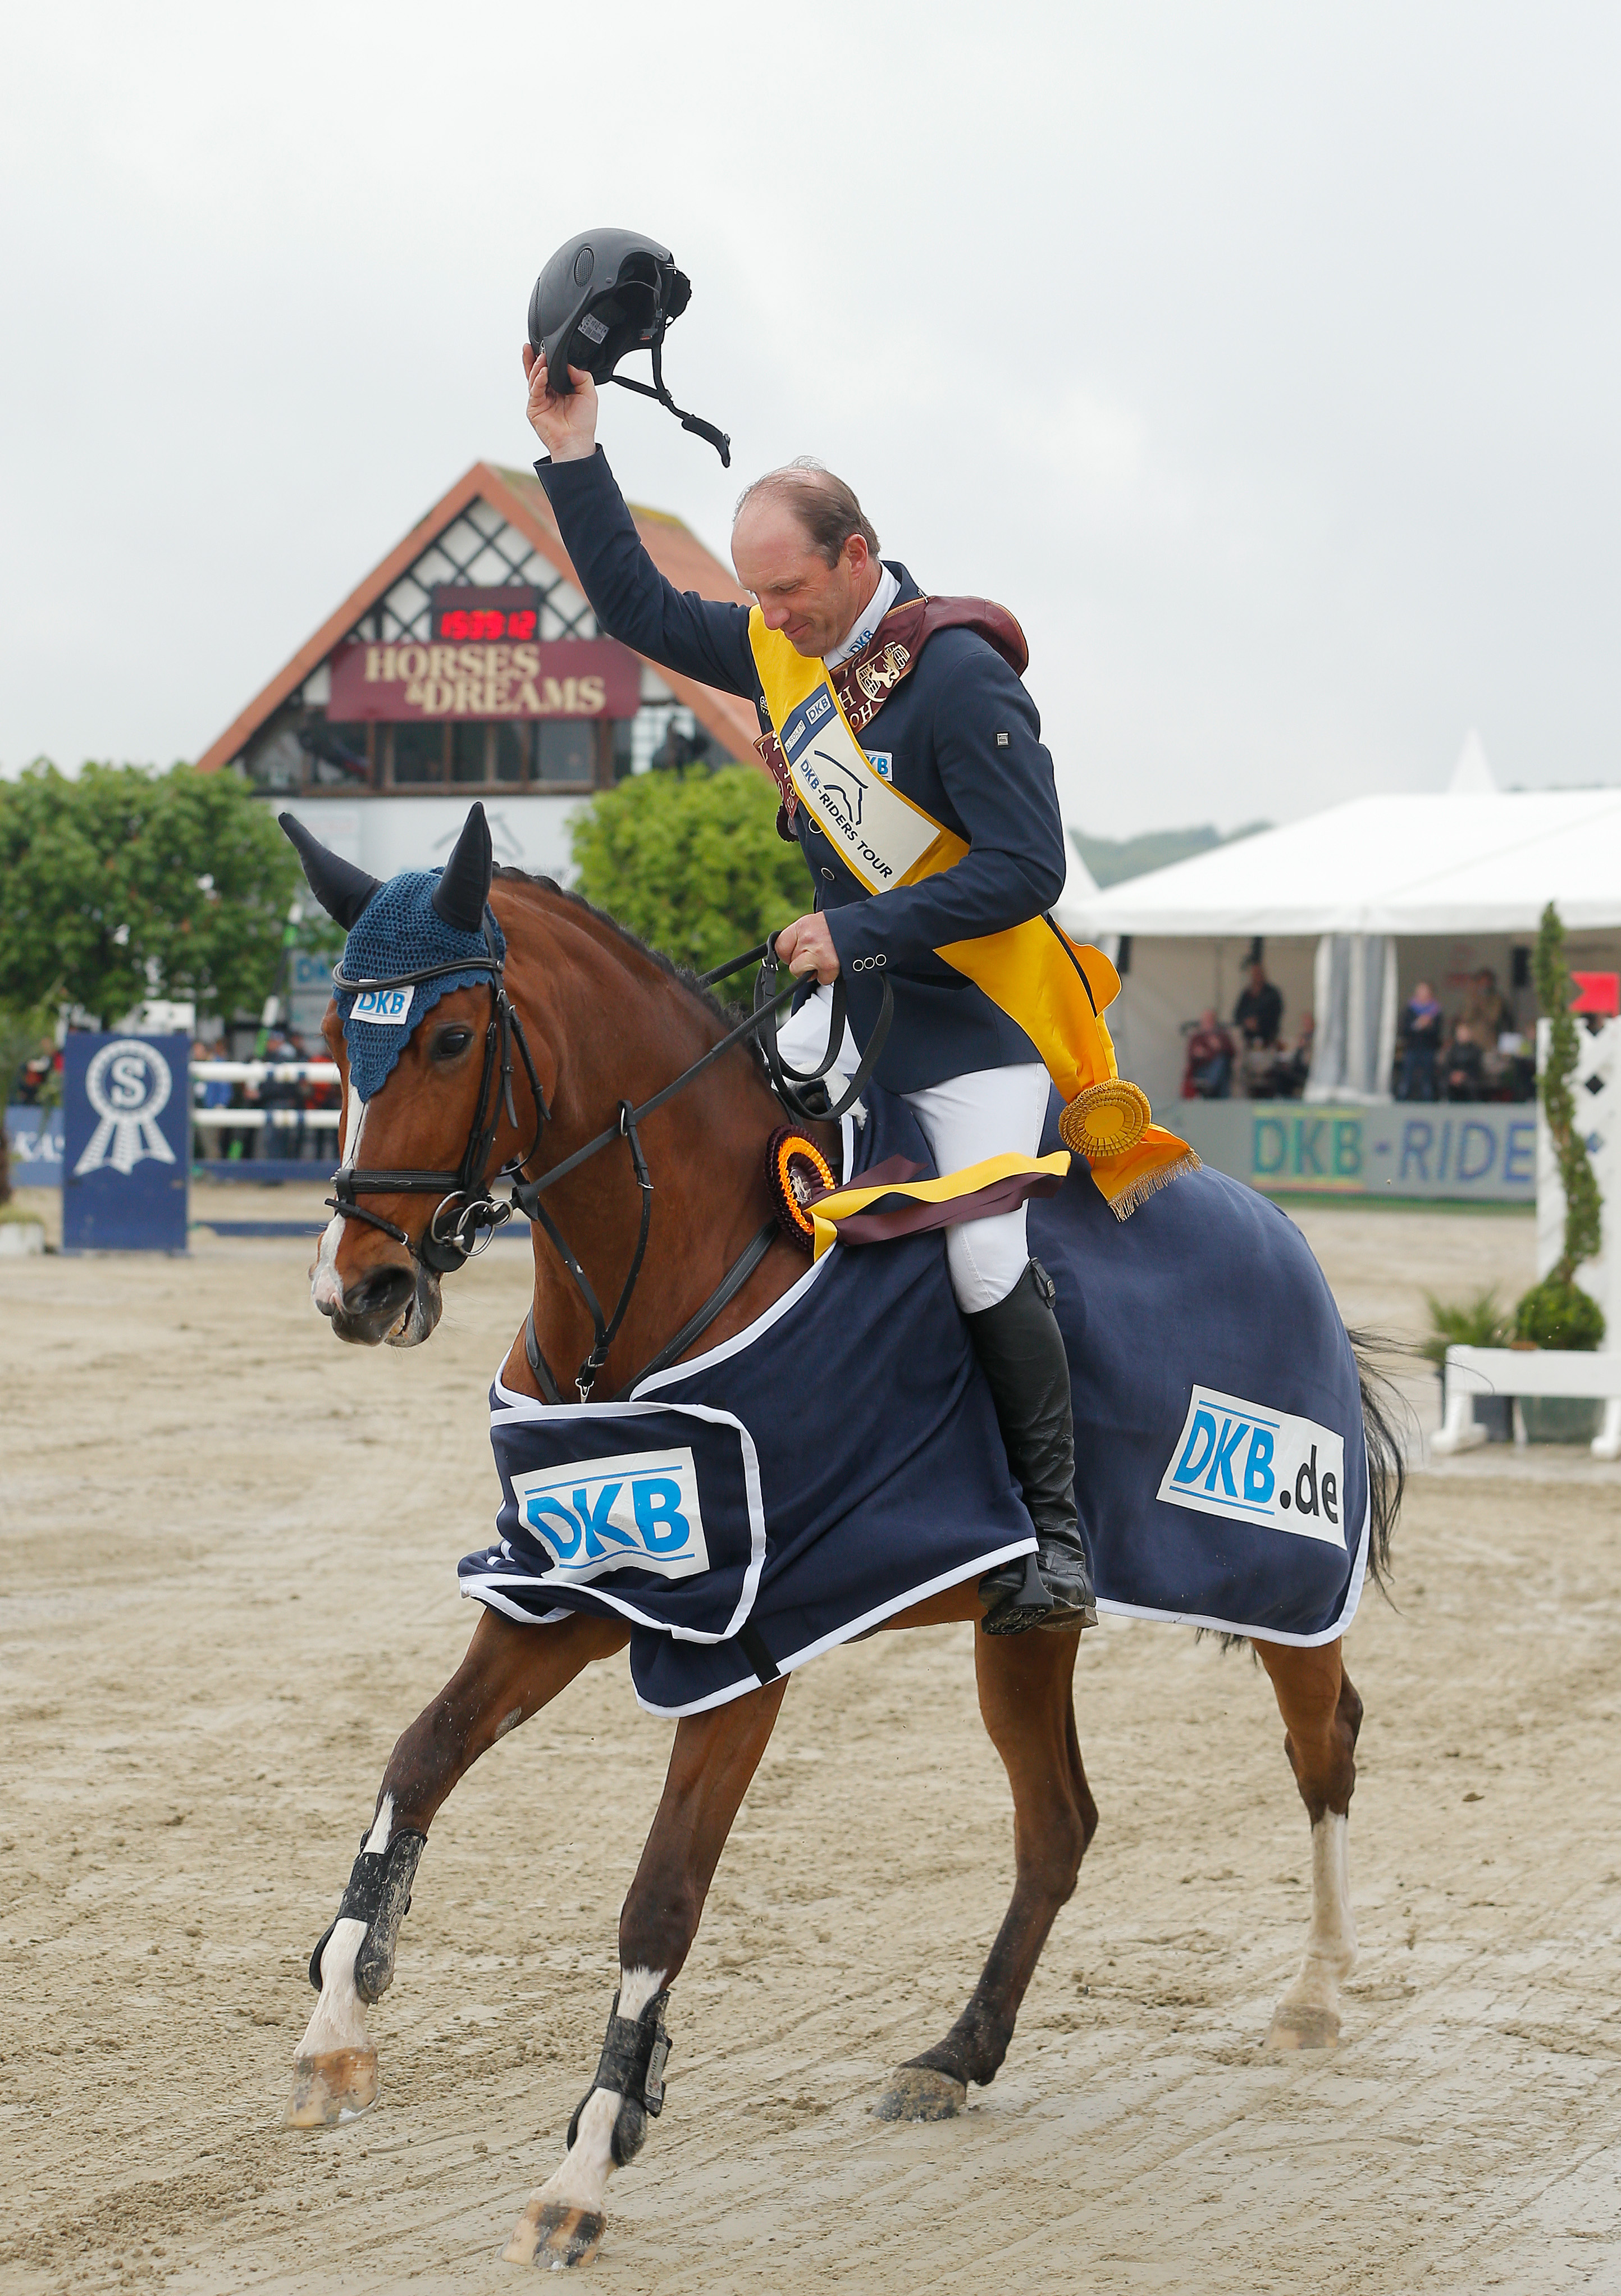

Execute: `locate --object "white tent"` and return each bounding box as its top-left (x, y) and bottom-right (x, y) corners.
top-left (1053, 785), bottom-right (1621, 1111)
top-left (1057, 789), bottom-right (1621, 941)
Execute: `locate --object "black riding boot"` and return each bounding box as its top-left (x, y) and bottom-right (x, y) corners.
top-left (969, 1260), bottom-right (1098, 1635)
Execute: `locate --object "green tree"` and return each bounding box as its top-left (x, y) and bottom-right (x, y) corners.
top-left (1515, 901), bottom-right (1605, 1349)
top-left (0, 761), bottom-right (301, 1024)
top-left (0, 987), bottom-right (60, 1207)
top-left (569, 766), bottom-right (811, 978)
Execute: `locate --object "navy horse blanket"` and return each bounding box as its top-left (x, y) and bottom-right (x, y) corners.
top-left (459, 1087), bottom-right (1369, 1715)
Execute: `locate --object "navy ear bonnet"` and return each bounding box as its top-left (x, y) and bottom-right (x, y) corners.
top-left (336, 870), bottom-right (506, 1103)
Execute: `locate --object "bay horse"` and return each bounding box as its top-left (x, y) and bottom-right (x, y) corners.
top-left (285, 816), bottom-right (1398, 2272)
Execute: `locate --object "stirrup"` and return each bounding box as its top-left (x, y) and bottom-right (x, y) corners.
top-left (978, 1552), bottom-right (1055, 1636)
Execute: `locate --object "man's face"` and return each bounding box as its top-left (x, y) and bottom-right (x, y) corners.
top-left (732, 499), bottom-right (874, 658)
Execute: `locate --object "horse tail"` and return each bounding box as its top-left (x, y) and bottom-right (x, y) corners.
top-left (1348, 1329), bottom-right (1405, 1591)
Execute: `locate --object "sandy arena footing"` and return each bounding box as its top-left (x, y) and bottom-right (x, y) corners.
top-left (2, 1199), bottom-right (1619, 2293)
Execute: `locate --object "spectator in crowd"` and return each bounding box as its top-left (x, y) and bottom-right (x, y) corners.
top-left (1270, 1012), bottom-right (1315, 1100)
top-left (190, 1037), bottom-right (235, 1160)
top-left (259, 1029), bottom-right (305, 1160)
top-left (13, 1049), bottom-right (54, 1106)
top-left (1182, 1010), bottom-right (1236, 1100)
top-left (1464, 967), bottom-right (1509, 1046)
top-left (300, 1037), bottom-right (339, 1160)
top-left (1443, 1018), bottom-right (1485, 1101)
top-left (1397, 980), bottom-right (1445, 1101)
top-left (1234, 960), bottom-right (1284, 1051)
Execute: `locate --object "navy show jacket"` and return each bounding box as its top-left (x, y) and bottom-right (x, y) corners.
top-left (536, 447), bottom-right (1069, 1094)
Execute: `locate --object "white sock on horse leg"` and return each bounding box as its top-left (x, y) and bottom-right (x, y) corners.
top-left (533, 1964), bottom-right (668, 2214)
top-left (295, 1793), bottom-right (395, 2061)
top-left (1303, 1808), bottom-right (1358, 1975)
top-left (1268, 1810), bottom-right (1357, 2046)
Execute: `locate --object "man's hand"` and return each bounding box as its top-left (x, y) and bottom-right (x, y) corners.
top-left (774, 913), bottom-right (841, 983)
top-left (522, 344), bottom-right (599, 463)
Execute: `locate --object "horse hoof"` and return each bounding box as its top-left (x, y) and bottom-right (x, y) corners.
top-left (284, 2047), bottom-right (380, 2128)
top-left (1264, 2004), bottom-right (1341, 2052)
top-left (870, 2065), bottom-right (967, 2121)
top-left (501, 2199), bottom-right (606, 2269)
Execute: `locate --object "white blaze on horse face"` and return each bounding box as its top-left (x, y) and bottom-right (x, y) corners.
top-left (294, 1794), bottom-right (395, 2063)
top-left (529, 1964), bottom-right (667, 2215)
top-left (311, 1085), bottom-right (365, 1315)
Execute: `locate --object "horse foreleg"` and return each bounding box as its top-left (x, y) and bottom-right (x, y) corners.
top-left (1255, 1636), bottom-right (1363, 2050)
top-left (287, 1607), bottom-right (628, 2129)
top-left (503, 1677), bottom-right (788, 2270)
top-left (874, 1625), bottom-right (1094, 2122)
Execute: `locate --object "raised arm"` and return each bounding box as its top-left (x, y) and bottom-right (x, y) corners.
top-left (523, 348), bottom-right (756, 699)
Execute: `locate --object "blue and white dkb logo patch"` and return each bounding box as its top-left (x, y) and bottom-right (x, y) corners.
top-left (510, 1448), bottom-right (711, 1584)
top-left (349, 987), bottom-right (412, 1026)
top-left (1158, 1386), bottom-right (1347, 1547)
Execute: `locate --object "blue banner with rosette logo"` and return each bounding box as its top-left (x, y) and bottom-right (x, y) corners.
top-left (62, 1033), bottom-right (189, 1252)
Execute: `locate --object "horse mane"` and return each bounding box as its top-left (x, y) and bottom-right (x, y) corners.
top-left (491, 866), bottom-right (749, 1033)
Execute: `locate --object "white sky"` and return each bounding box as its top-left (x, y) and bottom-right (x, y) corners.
top-left (2, 1), bottom-right (1618, 836)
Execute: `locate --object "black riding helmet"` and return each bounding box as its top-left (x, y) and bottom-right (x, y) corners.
top-left (528, 228), bottom-right (731, 468)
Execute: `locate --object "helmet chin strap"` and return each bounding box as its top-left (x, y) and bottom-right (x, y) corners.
top-left (609, 334), bottom-right (731, 467)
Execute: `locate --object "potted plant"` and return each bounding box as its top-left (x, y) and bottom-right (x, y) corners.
top-left (1516, 904), bottom-right (1606, 1440)
top-left (1422, 1287), bottom-right (1513, 1439)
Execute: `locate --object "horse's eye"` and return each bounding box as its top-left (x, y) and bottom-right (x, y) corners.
top-left (433, 1027), bottom-right (473, 1061)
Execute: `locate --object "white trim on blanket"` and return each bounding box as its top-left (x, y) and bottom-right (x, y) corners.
top-left (627, 1535), bottom-right (1038, 1718)
top-left (1095, 1469), bottom-right (1371, 1650)
top-left (465, 1475), bottom-right (1367, 1695)
top-left (473, 1395), bottom-right (769, 1643)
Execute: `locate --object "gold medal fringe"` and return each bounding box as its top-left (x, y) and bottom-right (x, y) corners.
top-left (1089, 1142), bottom-right (1204, 1222)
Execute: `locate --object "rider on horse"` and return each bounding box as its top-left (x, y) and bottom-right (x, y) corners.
top-left (523, 335), bottom-right (1122, 1636)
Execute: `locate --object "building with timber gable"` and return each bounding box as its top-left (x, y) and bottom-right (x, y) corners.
top-left (199, 459), bottom-right (760, 887)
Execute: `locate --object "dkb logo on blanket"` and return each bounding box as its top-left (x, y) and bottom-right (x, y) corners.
top-left (510, 1448), bottom-right (711, 1583)
top-left (1157, 1386), bottom-right (1347, 1547)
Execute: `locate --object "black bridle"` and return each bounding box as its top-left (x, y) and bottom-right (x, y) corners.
top-left (326, 921), bottom-right (891, 1401)
top-left (328, 914), bottom-right (549, 1276)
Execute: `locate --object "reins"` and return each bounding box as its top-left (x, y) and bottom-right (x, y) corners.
top-left (326, 918), bottom-right (892, 1402)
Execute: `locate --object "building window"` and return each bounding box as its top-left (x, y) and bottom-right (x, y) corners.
top-left (536, 718), bottom-right (599, 788)
top-left (494, 723), bottom-right (528, 784)
top-left (303, 722), bottom-right (372, 788)
top-left (391, 723), bottom-right (447, 785)
top-left (450, 721), bottom-right (488, 785)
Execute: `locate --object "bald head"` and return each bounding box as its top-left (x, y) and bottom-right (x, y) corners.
top-left (731, 459), bottom-right (884, 658)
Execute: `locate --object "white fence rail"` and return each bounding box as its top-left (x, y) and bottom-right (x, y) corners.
top-left (191, 1108), bottom-right (340, 1132)
top-left (190, 1062), bottom-right (341, 1085)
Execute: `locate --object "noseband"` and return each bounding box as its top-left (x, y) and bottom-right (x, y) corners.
top-left (326, 923), bottom-right (891, 1400)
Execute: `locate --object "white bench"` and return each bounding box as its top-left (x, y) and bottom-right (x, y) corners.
top-left (1434, 1345), bottom-right (1621, 1460)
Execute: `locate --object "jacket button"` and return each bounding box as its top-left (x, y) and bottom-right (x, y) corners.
top-left (820, 867), bottom-right (834, 881)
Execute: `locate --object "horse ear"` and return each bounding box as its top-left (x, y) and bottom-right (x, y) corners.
top-left (278, 812), bottom-right (382, 930)
top-left (432, 801), bottom-right (493, 934)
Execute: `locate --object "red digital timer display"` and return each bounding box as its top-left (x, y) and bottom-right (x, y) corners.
top-left (429, 585), bottom-right (541, 645)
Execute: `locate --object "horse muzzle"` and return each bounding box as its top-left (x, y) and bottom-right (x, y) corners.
top-left (319, 1259), bottom-right (442, 1349)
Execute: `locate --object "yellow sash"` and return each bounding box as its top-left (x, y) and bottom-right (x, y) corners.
top-left (749, 610), bottom-right (1196, 1216)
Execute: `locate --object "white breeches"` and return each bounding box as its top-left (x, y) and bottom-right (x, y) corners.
top-left (777, 985), bottom-right (1048, 1314)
